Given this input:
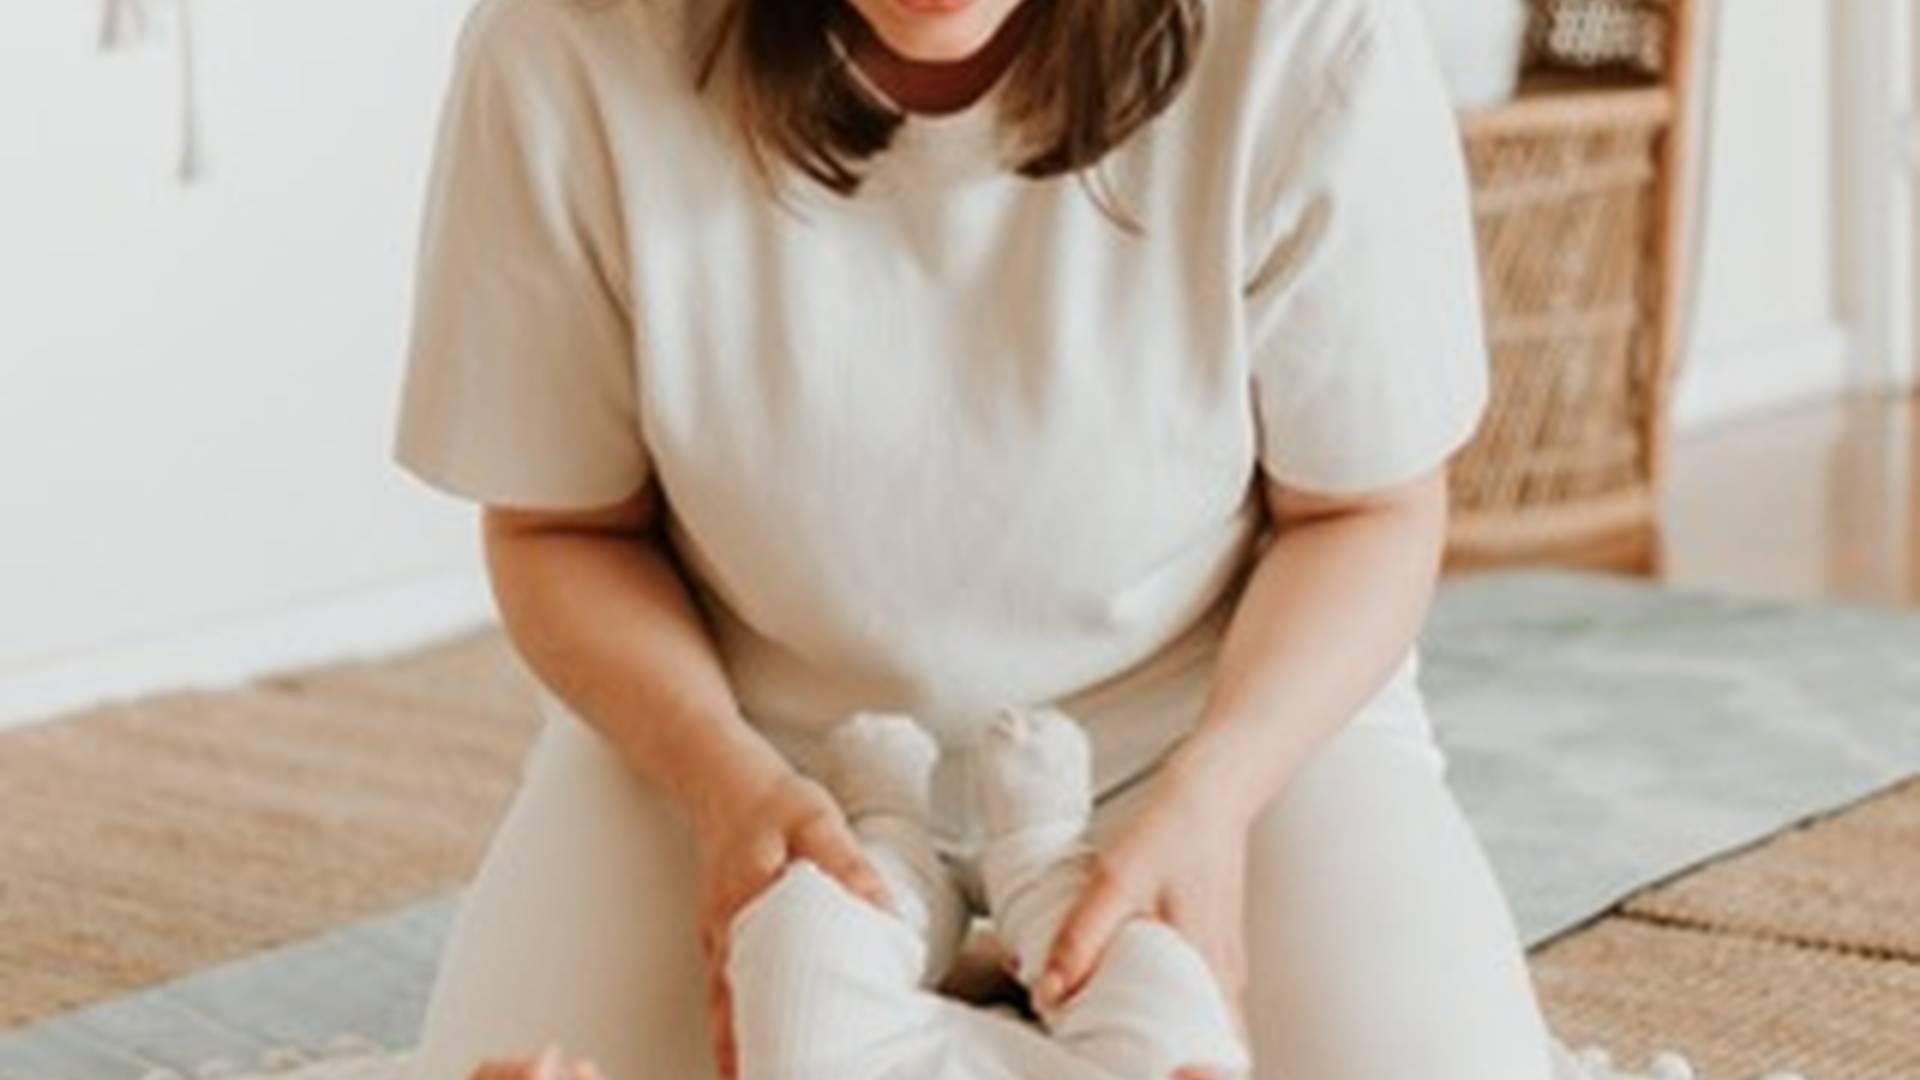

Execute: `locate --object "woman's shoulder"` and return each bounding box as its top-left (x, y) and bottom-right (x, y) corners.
top-left (447, 0), bottom-right (704, 105)
top-left (1201, 0), bottom-right (1418, 110)
top-left (1187, 0), bottom-right (1447, 212)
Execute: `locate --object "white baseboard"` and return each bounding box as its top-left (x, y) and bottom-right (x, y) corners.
top-left (0, 570), bottom-right (496, 731)
top-left (1674, 322), bottom-right (1857, 433)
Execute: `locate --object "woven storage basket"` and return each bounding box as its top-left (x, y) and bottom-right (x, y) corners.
top-left (1529, 0), bottom-right (1669, 75)
top-left (1446, 0), bottom-right (1698, 566)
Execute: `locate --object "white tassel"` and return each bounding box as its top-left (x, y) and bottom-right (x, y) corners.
top-left (97, 0), bottom-right (153, 49)
top-left (1568, 1041), bottom-right (1808, 1080)
top-left (1648, 1050), bottom-right (1695, 1080)
top-left (96, 0), bottom-right (207, 184)
top-left (174, 0), bottom-right (205, 183)
top-left (1577, 1045), bottom-right (1617, 1073)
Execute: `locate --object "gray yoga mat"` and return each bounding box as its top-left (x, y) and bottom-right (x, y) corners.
top-left (6, 572), bottom-right (1919, 1079)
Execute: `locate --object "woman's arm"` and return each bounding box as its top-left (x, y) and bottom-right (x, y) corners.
top-left (1168, 465), bottom-right (1448, 825)
top-left (482, 486), bottom-right (890, 1080)
top-left (1035, 467), bottom-right (1449, 1017)
top-left (482, 485), bottom-right (784, 835)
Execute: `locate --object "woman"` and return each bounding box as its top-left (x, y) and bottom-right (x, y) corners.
top-left (394, 0), bottom-right (1568, 1075)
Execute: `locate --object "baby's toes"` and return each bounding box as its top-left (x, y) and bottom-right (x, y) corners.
top-left (831, 712), bottom-right (939, 774)
top-left (984, 706), bottom-right (1090, 785)
top-left (826, 711), bottom-right (939, 817)
top-left (977, 707), bottom-right (1096, 836)
top-left (984, 706), bottom-right (1033, 749)
top-left (1023, 707), bottom-right (1090, 764)
top-left (980, 708), bottom-right (1042, 782)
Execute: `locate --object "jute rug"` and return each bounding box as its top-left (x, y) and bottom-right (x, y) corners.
top-left (4, 573), bottom-right (1918, 1078)
top-left (1532, 776), bottom-right (1920, 1078)
top-left (0, 633), bottom-right (542, 1027)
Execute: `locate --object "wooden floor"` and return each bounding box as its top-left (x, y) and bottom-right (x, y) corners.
top-left (1661, 391), bottom-right (1919, 607)
top-left (1451, 390), bottom-right (1920, 604)
top-left (1666, 388), bottom-right (1920, 607)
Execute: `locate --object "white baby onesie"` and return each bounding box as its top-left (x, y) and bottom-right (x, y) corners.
top-left (724, 709), bottom-right (1250, 1080)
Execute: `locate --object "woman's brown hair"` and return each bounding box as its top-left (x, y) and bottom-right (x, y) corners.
top-left (695, 0), bottom-right (1206, 205)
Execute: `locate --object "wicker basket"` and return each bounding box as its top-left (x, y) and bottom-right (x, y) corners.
top-left (1445, 0), bottom-right (1700, 567)
top-left (1529, 0), bottom-right (1669, 75)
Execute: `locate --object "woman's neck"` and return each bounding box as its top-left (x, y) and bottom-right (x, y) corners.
top-left (844, 6), bottom-right (1037, 115)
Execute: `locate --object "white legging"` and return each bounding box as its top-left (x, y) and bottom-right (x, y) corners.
top-left (408, 688), bottom-right (1561, 1080)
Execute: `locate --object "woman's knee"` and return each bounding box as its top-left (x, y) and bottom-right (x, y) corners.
top-left (1237, 720), bottom-right (1553, 1080)
top-left (411, 701), bottom-right (714, 1079)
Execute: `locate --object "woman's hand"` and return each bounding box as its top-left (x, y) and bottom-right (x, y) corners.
top-left (694, 763), bottom-right (894, 1080)
top-left (1034, 762), bottom-right (1253, 1040)
top-left (467, 1044), bottom-right (603, 1080)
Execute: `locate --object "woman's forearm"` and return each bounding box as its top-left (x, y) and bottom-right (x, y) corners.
top-left (482, 492), bottom-right (789, 837)
top-left (1166, 470), bottom-right (1450, 826)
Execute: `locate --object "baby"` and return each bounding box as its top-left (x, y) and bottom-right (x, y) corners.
top-left (723, 706), bottom-right (1250, 1080)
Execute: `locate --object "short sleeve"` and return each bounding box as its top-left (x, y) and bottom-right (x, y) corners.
top-left (393, 0), bottom-right (649, 509)
top-left (1244, 0), bottom-right (1490, 495)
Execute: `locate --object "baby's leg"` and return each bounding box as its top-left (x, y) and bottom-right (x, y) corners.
top-left (977, 707), bottom-right (1250, 1079)
top-left (724, 713), bottom-right (968, 1080)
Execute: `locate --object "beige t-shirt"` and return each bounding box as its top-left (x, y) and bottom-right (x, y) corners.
top-left (395, 0), bottom-right (1487, 786)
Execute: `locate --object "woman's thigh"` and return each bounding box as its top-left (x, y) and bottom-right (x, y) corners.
top-left (1088, 699), bottom-right (1553, 1080)
top-left (409, 696), bottom-right (714, 1080)
top-left (1238, 711), bottom-right (1554, 1080)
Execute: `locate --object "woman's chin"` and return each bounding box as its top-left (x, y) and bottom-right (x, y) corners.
top-left (859, 0), bottom-right (1009, 63)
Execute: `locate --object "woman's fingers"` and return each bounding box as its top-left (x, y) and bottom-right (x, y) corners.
top-left (1039, 870), bottom-right (1138, 1009)
top-left (698, 903), bottom-right (736, 1080)
top-left (791, 812), bottom-right (893, 913)
top-left (470, 1045), bottom-right (566, 1080)
top-left (728, 828), bottom-right (789, 913)
top-left (466, 1051), bottom-right (604, 1080)
top-left (746, 823), bottom-right (790, 877)
top-left (709, 967), bottom-right (738, 1080)
top-left (703, 831), bottom-right (787, 956)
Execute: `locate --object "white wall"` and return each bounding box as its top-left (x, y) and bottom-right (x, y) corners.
top-left (1674, 1), bottom-right (1853, 429)
top-left (0, 1), bottom-right (489, 726)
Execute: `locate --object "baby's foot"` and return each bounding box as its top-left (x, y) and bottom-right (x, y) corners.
top-left (974, 707), bottom-right (1097, 992)
top-left (977, 712), bottom-right (1249, 1080)
top-left (821, 711), bottom-right (968, 985)
top-left (976, 706), bottom-right (1093, 840)
top-left (825, 711), bottom-right (940, 824)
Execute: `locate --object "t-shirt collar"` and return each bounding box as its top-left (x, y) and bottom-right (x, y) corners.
top-left (825, 26), bottom-right (1015, 184)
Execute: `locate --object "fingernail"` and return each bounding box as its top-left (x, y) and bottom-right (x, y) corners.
top-left (1034, 971), bottom-right (1062, 1007)
top-left (534, 1045), bottom-right (564, 1080)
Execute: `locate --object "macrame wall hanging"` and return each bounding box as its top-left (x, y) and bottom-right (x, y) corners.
top-left (98, 0), bottom-right (205, 183)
